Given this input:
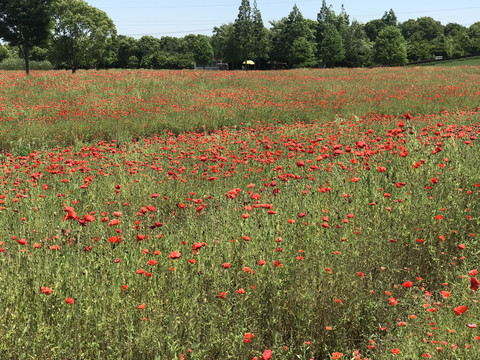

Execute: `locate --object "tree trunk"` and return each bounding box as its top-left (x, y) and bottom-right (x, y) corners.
top-left (24, 45), bottom-right (30, 76)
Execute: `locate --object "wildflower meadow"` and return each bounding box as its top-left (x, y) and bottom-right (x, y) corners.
top-left (0, 66), bottom-right (479, 359)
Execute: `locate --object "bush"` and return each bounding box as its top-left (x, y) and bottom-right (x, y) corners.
top-left (0, 58), bottom-right (53, 71)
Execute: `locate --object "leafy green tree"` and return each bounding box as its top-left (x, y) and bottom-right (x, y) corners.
top-left (319, 24), bottom-right (344, 66)
top-left (400, 17), bottom-right (444, 43)
top-left (317, 0), bottom-right (336, 45)
top-left (373, 26), bottom-right (408, 66)
top-left (270, 6), bottom-right (317, 68)
top-left (127, 55), bottom-right (139, 69)
top-left (269, 18), bottom-right (288, 64)
top-left (336, 4), bottom-right (350, 31)
top-left (234, 0), bottom-right (253, 62)
top-left (251, 0), bottom-right (269, 66)
top-left (399, 19), bottom-right (418, 40)
top-left (400, 17), bottom-right (444, 61)
top-left (365, 10), bottom-right (397, 43)
top-left (381, 9), bottom-right (397, 27)
top-left (114, 35), bottom-right (139, 68)
top-left (212, 23), bottom-right (241, 67)
top-left (192, 35), bottom-right (213, 68)
top-left (137, 36), bottom-right (161, 67)
top-left (415, 17), bottom-right (444, 41)
top-left (365, 19), bottom-right (386, 42)
top-left (468, 22), bottom-right (480, 54)
top-left (344, 20), bottom-right (372, 67)
top-left (30, 46), bottom-right (49, 61)
top-left (283, 5), bottom-right (316, 67)
top-left (0, 44), bottom-right (8, 62)
top-left (406, 34), bottom-right (435, 61)
top-left (444, 34), bottom-right (469, 57)
top-left (0, 0), bottom-right (53, 75)
top-left (183, 34), bottom-right (199, 52)
top-left (444, 23), bottom-right (467, 37)
top-left (51, 0), bottom-right (116, 72)
top-left (159, 36), bottom-right (188, 54)
top-left (289, 37), bottom-right (316, 68)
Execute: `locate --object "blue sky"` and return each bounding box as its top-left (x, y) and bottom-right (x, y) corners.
top-left (87, 0), bottom-right (480, 38)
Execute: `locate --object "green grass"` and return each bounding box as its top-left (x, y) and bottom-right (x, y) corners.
top-left (413, 55), bottom-right (480, 67)
top-left (0, 68), bottom-right (479, 359)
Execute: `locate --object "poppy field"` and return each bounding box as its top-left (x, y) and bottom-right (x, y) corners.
top-left (0, 67), bottom-right (479, 359)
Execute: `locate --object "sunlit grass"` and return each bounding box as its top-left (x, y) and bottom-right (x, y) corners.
top-left (0, 68), bottom-right (479, 359)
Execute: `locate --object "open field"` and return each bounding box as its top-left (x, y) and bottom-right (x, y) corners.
top-left (0, 67), bottom-right (479, 359)
top-left (413, 56), bottom-right (480, 67)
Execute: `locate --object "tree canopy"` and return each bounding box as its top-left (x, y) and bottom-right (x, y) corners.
top-left (0, 0), bottom-right (54, 74)
top-left (51, 0), bottom-right (116, 72)
top-left (373, 26), bottom-right (408, 66)
top-left (0, 0), bottom-right (477, 71)
top-left (192, 35), bottom-right (214, 68)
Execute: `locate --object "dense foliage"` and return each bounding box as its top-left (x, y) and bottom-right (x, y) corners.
top-left (1, 0), bottom-right (479, 71)
top-left (0, 0), bottom-right (54, 74)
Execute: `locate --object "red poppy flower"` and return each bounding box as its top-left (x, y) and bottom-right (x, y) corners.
top-left (261, 349), bottom-right (272, 360)
top-left (83, 214), bottom-right (95, 222)
top-left (402, 281), bottom-right (413, 288)
top-left (41, 286), bottom-right (52, 295)
top-left (243, 332), bottom-right (254, 343)
top-left (65, 298), bottom-right (75, 304)
top-left (109, 219), bottom-right (120, 227)
top-left (441, 291), bottom-right (451, 299)
top-left (389, 298), bottom-right (398, 306)
top-left (470, 277), bottom-right (479, 292)
top-left (454, 306), bottom-right (468, 316)
top-left (168, 251), bottom-right (181, 259)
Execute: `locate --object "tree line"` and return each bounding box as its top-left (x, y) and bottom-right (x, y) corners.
top-left (1, 0), bottom-right (480, 74)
